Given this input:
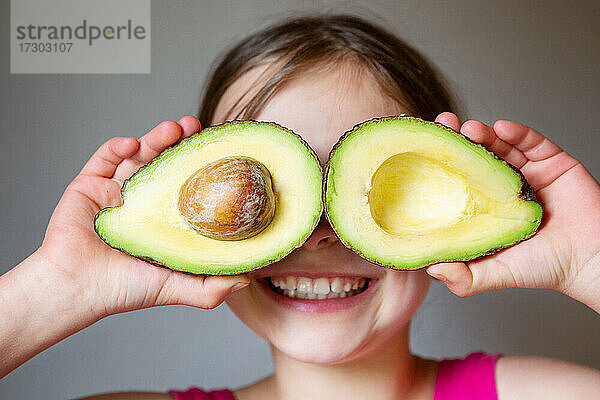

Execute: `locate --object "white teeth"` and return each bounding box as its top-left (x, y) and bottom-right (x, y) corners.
top-left (331, 277), bottom-right (343, 293)
top-left (297, 277), bottom-right (312, 292)
top-left (269, 276), bottom-right (369, 299)
top-left (286, 276), bottom-right (297, 290)
top-left (313, 278), bottom-right (330, 295)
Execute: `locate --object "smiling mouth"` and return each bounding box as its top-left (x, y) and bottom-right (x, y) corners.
top-left (265, 276), bottom-right (371, 299)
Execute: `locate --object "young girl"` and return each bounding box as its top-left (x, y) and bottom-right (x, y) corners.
top-left (2, 14), bottom-right (599, 400)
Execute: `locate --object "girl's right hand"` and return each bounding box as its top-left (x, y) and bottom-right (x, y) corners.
top-left (427, 112), bottom-right (600, 313)
top-left (36, 116), bottom-right (250, 319)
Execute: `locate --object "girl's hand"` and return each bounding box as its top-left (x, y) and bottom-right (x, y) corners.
top-left (37, 116), bottom-right (250, 318)
top-left (427, 112), bottom-right (600, 310)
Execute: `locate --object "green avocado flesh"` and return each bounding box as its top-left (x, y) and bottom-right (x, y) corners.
top-left (95, 121), bottom-right (323, 275)
top-left (324, 116), bottom-right (543, 270)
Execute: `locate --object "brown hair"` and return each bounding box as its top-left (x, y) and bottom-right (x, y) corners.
top-left (198, 14), bottom-right (457, 126)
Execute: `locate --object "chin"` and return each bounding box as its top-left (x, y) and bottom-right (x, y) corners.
top-left (270, 324), bottom-right (371, 365)
top-left (226, 293), bottom-right (377, 365)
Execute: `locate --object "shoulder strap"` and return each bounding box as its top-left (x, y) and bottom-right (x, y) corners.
top-left (168, 387), bottom-right (235, 400)
top-left (433, 352), bottom-right (502, 400)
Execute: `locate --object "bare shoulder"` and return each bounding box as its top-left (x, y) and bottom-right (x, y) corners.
top-left (496, 355), bottom-right (600, 400)
top-left (75, 392), bottom-right (172, 400)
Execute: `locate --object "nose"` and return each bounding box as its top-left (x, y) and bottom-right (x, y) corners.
top-left (302, 214), bottom-right (339, 250)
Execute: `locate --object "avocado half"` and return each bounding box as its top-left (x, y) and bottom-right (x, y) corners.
top-left (324, 116), bottom-right (543, 270)
top-left (95, 121), bottom-right (323, 275)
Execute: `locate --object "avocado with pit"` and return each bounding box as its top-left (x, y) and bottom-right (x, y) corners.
top-left (95, 121), bottom-right (323, 275)
top-left (324, 116), bottom-right (543, 270)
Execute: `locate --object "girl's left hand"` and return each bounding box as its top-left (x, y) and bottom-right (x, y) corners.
top-left (427, 112), bottom-right (600, 309)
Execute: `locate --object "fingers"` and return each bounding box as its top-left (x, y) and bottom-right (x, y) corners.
top-left (134, 120), bottom-right (184, 163)
top-left (435, 114), bottom-right (530, 169)
top-left (157, 272), bottom-right (250, 309)
top-left (426, 259), bottom-right (519, 297)
top-left (461, 120), bottom-right (529, 168)
top-left (81, 116), bottom-right (200, 182)
top-left (493, 120), bottom-right (580, 190)
top-left (493, 120), bottom-right (562, 162)
top-left (67, 175), bottom-right (124, 212)
top-left (435, 112), bottom-right (462, 132)
top-left (80, 137), bottom-right (139, 178)
top-left (427, 263), bottom-right (475, 296)
top-left (135, 116), bottom-right (201, 163)
top-left (111, 116), bottom-right (201, 183)
top-left (178, 115), bottom-right (202, 138)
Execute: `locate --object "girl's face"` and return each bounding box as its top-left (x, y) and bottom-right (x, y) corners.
top-left (214, 63), bottom-right (431, 365)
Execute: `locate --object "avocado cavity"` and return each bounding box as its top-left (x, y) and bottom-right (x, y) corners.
top-left (368, 152), bottom-right (470, 234)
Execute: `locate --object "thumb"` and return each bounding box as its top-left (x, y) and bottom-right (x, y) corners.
top-left (159, 272), bottom-right (251, 309)
top-left (426, 260), bottom-right (517, 297)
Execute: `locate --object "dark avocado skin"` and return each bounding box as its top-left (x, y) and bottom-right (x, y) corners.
top-left (94, 119), bottom-right (323, 276)
top-left (322, 115), bottom-right (544, 271)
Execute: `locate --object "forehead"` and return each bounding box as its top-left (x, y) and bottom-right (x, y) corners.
top-left (212, 62), bottom-right (405, 163)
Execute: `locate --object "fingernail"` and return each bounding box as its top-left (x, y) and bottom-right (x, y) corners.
top-left (427, 268), bottom-right (448, 283)
top-left (231, 282), bottom-right (249, 292)
top-left (428, 272), bottom-right (448, 283)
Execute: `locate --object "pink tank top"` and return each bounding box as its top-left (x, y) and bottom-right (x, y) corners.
top-left (169, 352), bottom-right (501, 400)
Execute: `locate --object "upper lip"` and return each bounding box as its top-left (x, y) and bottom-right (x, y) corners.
top-left (250, 247), bottom-right (386, 281)
top-left (251, 269), bottom-right (382, 281)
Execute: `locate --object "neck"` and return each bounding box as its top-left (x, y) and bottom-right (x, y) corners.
top-left (265, 324), bottom-right (433, 400)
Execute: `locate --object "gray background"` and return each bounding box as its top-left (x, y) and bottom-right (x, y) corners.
top-left (1, 0), bottom-right (599, 399)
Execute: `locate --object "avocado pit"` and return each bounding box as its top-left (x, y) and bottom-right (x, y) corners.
top-left (178, 156), bottom-right (276, 241)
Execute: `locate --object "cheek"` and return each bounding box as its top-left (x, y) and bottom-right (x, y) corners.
top-left (224, 284), bottom-right (273, 340)
top-left (376, 270), bottom-right (431, 326)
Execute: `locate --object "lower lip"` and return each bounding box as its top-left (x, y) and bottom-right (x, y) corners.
top-left (257, 278), bottom-right (378, 313)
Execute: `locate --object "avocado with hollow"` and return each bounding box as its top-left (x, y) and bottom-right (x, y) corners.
top-left (94, 121), bottom-right (323, 275)
top-left (324, 116), bottom-right (543, 270)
